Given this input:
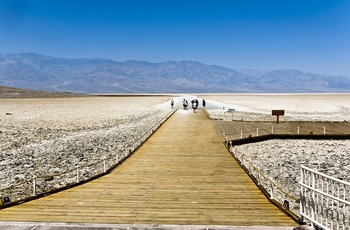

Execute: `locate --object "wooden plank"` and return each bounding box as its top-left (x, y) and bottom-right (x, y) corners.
top-left (214, 120), bottom-right (350, 141)
top-left (0, 110), bottom-right (296, 226)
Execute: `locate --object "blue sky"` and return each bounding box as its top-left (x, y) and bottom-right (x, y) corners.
top-left (0, 0), bottom-right (349, 76)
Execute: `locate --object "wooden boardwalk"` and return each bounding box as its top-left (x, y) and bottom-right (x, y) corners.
top-left (0, 109), bottom-right (297, 227)
top-left (213, 120), bottom-right (350, 142)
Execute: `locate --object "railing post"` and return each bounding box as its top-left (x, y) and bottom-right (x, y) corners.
top-left (311, 171), bottom-right (315, 227)
top-left (103, 157), bottom-right (107, 173)
top-left (324, 127), bottom-right (326, 134)
top-left (240, 130), bottom-right (243, 139)
top-left (270, 177), bottom-right (274, 199)
top-left (300, 167), bottom-right (304, 224)
top-left (256, 128), bottom-right (259, 137)
top-left (271, 126), bottom-right (274, 134)
top-left (298, 126), bottom-right (300, 134)
top-left (76, 166), bottom-right (80, 183)
top-left (33, 176), bottom-right (36, 196)
top-left (343, 188), bottom-right (346, 221)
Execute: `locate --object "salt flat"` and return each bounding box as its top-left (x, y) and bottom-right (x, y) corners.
top-left (0, 96), bottom-right (172, 192)
top-left (201, 93), bottom-right (350, 121)
top-left (1, 93), bottom-right (349, 216)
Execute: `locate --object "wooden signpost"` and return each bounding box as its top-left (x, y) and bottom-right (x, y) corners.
top-left (224, 108), bottom-right (236, 121)
top-left (272, 110), bottom-right (284, 123)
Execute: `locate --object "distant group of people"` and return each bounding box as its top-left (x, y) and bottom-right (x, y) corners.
top-left (171, 98), bottom-right (206, 113)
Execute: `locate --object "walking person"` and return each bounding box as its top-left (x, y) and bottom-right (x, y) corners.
top-left (171, 99), bottom-right (174, 109)
top-left (202, 99), bottom-right (206, 108)
top-left (192, 99), bottom-right (197, 113)
top-left (183, 99), bottom-right (188, 110)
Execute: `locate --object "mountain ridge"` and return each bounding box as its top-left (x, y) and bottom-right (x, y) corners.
top-left (0, 52), bottom-right (349, 93)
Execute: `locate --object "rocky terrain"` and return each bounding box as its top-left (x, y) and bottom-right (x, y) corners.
top-left (0, 95), bottom-right (172, 200)
top-left (235, 139), bottom-right (350, 213)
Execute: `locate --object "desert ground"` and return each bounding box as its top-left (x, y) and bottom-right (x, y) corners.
top-left (1, 93), bottom-right (350, 216)
top-left (0, 96), bottom-right (172, 192)
top-left (201, 93), bottom-right (350, 122)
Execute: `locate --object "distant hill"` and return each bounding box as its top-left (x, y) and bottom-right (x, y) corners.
top-left (1, 52), bottom-right (350, 93)
top-left (0, 86), bottom-right (82, 98)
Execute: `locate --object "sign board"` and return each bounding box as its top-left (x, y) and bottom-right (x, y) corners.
top-left (224, 109), bottom-right (236, 120)
top-left (272, 110), bottom-right (285, 123)
top-left (272, 110), bottom-right (285, 116)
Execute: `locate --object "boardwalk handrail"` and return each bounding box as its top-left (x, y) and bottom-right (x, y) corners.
top-left (0, 108), bottom-right (177, 207)
top-left (220, 125), bottom-right (329, 142)
top-left (299, 165), bottom-right (350, 230)
top-left (229, 146), bottom-right (299, 202)
top-left (205, 108), bottom-right (349, 123)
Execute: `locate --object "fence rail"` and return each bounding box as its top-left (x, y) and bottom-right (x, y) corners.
top-left (206, 110), bottom-right (349, 123)
top-left (299, 166), bottom-right (350, 230)
top-left (0, 108), bottom-right (177, 207)
top-left (228, 145), bottom-right (299, 207)
top-left (217, 124), bottom-right (332, 142)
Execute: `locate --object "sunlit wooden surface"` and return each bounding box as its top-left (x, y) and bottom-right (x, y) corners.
top-left (213, 120), bottom-right (350, 141)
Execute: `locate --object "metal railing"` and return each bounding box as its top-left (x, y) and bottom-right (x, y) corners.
top-left (299, 165), bottom-right (350, 230)
top-left (0, 108), bottom-right (177, 206)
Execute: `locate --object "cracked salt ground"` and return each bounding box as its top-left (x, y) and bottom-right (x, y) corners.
top-left (0, 96), bottom-right (172, 197)
top-left (235, 139), bottom-right (350, 212)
